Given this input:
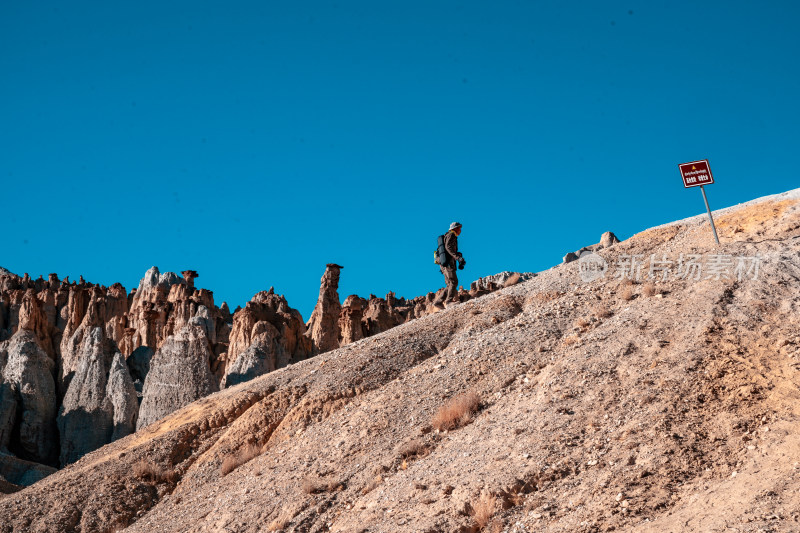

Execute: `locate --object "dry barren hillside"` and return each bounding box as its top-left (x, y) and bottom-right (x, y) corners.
top-left (1, 189), bottom-right (799, 533)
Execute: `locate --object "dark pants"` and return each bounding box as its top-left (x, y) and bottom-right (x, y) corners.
top-left (441, 265), bottom-right (459, 302)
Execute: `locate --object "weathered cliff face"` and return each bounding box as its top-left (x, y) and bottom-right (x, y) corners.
top-left (127, 267), bottom-right (204, 354)
top-left (0, 267), bottom-right (233, 473)
top-left (0, 261), bottom-right (532, 480)
top-left (57, 327), bottom-right (138, 466)
top-left (338, 294), bottom-right (365, 345)
top-left (223, 289), bottom-right (312, 386)
top-left (0, 330), bottom-right (58, 466)
top-left (305, 264), bottom-right (343, 354)
top-left (136, 324), bottom-right (219, 431)
top-left (59, 286), bottom-right (128, 395)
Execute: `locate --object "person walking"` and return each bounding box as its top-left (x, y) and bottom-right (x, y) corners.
top-left (439, 222), bottom-right (466, 306)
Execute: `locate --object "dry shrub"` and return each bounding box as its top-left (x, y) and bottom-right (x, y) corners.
top-left (302, 475), bottom-right (339, 495)
top-left (302, 476), bottom-right (322, 494)
top-left (619, 285), bottom-right (635, 301)
top-left (398, 439), bottom-right (428, 459)
top-left (503, 273), bottom-right (521, 288)
top-left (431, 391), bottom-right (481, 432)
top-left (220, 456), bottom-right (238, 476)
top-left (133, 459), bottom-right (177, 484)
top-left (641, 282), bottom-right (657, 297)
top-left (220, 443), bottom-right (261, 475)
top-left (471, 490), bottom-right (498, 530)
top-left (592, 304), bottom-right (612, 319)
top-left (506, 487), bottom-right (525, 507)
top-left (267, 508), bottom-right (294, 532)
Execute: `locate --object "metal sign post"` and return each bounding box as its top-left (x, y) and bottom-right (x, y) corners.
top-left (699, 185), bottom-right (720, 244)
top-left (679, 159), bottom-right (720, 245)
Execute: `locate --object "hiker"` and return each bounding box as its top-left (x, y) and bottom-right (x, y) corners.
top-left (437, 222), bottom-right (466, 306)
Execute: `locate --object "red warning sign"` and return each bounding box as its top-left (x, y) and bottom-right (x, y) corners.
top-left (679, 160), bottom-right (714, 188)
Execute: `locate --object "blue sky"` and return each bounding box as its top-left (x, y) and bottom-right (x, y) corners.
top-left (2, 1), bottom-right (798, 318)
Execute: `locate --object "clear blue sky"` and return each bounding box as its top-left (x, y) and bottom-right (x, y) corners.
top-left (2, 1), bottom-right (798, 319)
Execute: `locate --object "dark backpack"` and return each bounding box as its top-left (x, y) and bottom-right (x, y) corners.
top-left (434, 234), bottom-right (449, 267)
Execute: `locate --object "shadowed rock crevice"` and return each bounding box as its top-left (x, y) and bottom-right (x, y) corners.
top-left (57, 327), bottom-right (138, 466)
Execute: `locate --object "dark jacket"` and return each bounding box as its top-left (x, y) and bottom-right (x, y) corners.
top-left (443, 230), bottom-right (462, 268)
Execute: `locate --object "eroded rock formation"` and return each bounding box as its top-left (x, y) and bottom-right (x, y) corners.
top-left (0, 330), bottom-right (58, 465)
top-left (57, 327), bottom-right (138, 465)
top-left (223, 290), bottom-right (312, 386)
top-left (0, 261), bottom-right (531, 478)
top-left (0, 267), bottom-right (235, 471)
top-left (305, 264), bottom-right (343, 353)
top-left (136, 324), bottom-right (219, 430)
top-left (338, 295), bottom-right (365, 345)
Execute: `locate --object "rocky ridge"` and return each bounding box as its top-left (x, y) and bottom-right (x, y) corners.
top-left (0, 261), bottom-right (525, 477)
top-left (0, 189), bottom-right (796, 532)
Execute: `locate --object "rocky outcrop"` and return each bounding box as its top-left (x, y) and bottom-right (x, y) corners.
top-left (338, 295), bottom-right (365, 345)
top-left (57, 327), bottom-right (138, 466)
top-left (305, 264), bottom-right (343, 353)
top-left (224, 338), bottom-right (276, 387)
top-left (18, 289), bottom-right (55, 358)
top-left (136, 324), bottom-right (219, 430)
top-left (362, 294), bottom-right (404, 337)
top-left (126, 266), bottom-right (191, 354)
top-left (59, 285), bottom-right (128, 395)
top-left (563, 231), bottom-right (620, 263)
top-left (223, 289), bottom-right (311, 385)
top-left (0, 261), bottom-right (533, 476)
top-left (0, 267), bottom-right (233, 473)
top-left (0, 330), bottom-right (58, 465)
top-left (470, 271), bottom-right (536, 292)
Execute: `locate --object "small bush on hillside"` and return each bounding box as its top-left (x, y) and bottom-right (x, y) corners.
top-left (431, 391), bottom-right (481, 432)
top-left (398, 439), bottom-right (428, 459)
top-left (220, 443), bottom-right (261, 475)
top-left (133, 459), bottom-right (177, 484)
top-left (642, 282), bottom-right (658, 297)
top-left (619, 285), bottom-right (635, 301)
top-left (470, 490), bottom-right (499, 530)
top-left (302, 475), bottom-right (340, 495)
